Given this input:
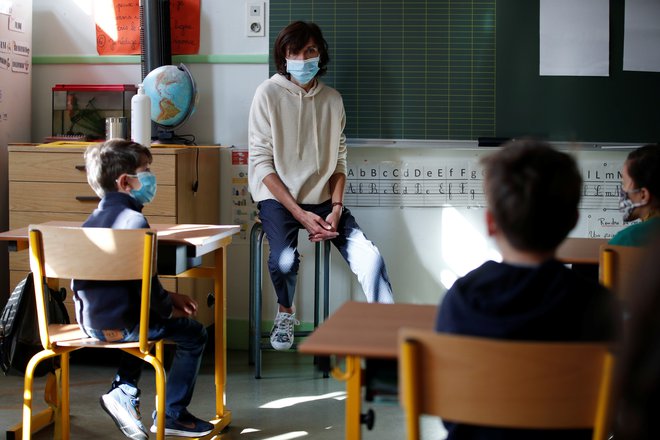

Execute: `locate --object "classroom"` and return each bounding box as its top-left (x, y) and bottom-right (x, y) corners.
top-left (1, 0), bottom-right (660, 439)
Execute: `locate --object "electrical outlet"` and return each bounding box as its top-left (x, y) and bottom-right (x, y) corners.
top-left (246, 1), bottom-right (265, 37)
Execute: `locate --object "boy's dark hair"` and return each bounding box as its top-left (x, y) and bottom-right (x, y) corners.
top-left (273, 21), bottom-right (329, 79)
top-left (84, 139), bottom-right (152, 198)
top-left (482, 139), bottom-right (582, 252)
top-left (625, 143), bottom-right (660, 207)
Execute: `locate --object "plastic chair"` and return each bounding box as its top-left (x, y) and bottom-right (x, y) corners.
top-left (399, 328), bottom-right (614, 440)
top-left (599, 244), bottom-right (647, 296)
top-left (24, 225), bottom-right (167, 440)
top-left (248, 221), bottom-right (330, 378)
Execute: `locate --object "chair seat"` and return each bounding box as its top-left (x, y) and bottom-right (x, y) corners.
top-left (50, 324), bottom-right (158, 349)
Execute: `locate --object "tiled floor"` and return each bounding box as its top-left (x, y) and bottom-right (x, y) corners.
top-left (0, 349), bottom-right (445, 439)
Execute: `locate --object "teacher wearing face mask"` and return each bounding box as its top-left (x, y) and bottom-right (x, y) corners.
top-left (248, 21), bottom-right (394, 352)
top-left (609, 144), bottom-right (660, 246)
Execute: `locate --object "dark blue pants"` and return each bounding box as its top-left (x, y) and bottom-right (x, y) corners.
top-left (257, 199), bottom-right (394, 308)
top-left (83, 316), bottom-right (207, 420)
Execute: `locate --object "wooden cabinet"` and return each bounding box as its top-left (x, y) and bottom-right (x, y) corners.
top-left (8, 144), bottom-right (220, 326)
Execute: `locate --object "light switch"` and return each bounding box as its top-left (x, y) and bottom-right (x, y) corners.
top-left (246, 1), bottom-right (265, 37)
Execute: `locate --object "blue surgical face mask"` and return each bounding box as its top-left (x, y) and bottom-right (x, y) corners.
top-left (128, 171), bottom-right (157, 205)
top-left (618, 185), bottom-right (644, 222)
top-left (286, 56), bottom-right (320, 85)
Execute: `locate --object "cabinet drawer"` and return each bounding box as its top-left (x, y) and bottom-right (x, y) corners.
top-left (10, 211), bottom-right (89, 230)
top-left (8, 150), bottom-right (176, 185)
top-left (10, 182), bottom-right (176, 216)
top-left (9, 151), bottom-right (88, 183)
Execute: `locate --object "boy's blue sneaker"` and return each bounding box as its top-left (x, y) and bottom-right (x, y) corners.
top-left (100, 384), bottom-right (148, 440)
top-left (150, 409), bottom-right (213, 437)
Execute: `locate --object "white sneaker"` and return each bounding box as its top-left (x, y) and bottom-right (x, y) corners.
top-left (100, 384), bottom-right (148, 440)
top-left (270, 312), bottom-right (300, 350)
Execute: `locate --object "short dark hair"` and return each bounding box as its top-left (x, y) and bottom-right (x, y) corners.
top-left (84, 139), bottom-right (152, 198)
top-left (273, 21), bottom-right (329, 79)
top-left (482, 139), bottom-right (582, 252)
top-left (625, 143), bottom-right (660, 206)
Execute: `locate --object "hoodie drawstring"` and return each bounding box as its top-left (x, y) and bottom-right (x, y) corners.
top-left (312, 94), bottom-right (320, 174)
top-left (296, 91), bottom-right (321, 174)
top-left (296, 91), bottom-right (303, 159)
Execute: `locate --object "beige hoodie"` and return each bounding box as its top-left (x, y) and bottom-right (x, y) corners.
top-left (248, 74), bottom-right (347, 204)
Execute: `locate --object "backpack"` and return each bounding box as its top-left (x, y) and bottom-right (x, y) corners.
top-left (0, 273), bottom-right (70, 376)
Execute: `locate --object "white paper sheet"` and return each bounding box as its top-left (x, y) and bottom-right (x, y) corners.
top-left (539, 0), bottom-right (609, 76)
top-left (623, 0), bottom-right (660, 72)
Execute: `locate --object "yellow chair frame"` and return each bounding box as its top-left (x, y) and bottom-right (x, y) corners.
top-left (599, 244), bottom-right (647, 295)
top-left (24, 225), bottom-right (167, 440)
top-left (399, 328), bottom-right (614, 440)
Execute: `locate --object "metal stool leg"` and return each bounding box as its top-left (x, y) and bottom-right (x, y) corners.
top-left (248, 222), bottom-right (265, 378)
top-left (314, 240), bottom-right (331, 378)
top-left (248, 223), bottom-right (259, 365)
top-left (314, 240), bottom-right (332, 325)
top-left (250, 223), bottom-right (331, 379)
top-left (323, 240), bottom-right (330, 321)
top-left (314, 242), bottom-right (322, 329)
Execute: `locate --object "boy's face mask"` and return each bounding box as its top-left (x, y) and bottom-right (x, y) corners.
top-left (286, 56), bottom-right (320, 85)
top-left (128, 171), bottom-right (157, 205)
top-left (618, 185), bottom-right (645, 222)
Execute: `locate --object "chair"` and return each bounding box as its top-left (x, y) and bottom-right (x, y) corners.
top-left (398, 328), bottom-right (614, 440)
top-left (599, 244), bottom-right (647, 295)
top-left (248, 220), bottom-right (330, 378)
top-left (24, 225), bottom-right (167, 440)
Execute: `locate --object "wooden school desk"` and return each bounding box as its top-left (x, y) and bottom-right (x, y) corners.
top-left (0, 222), bottom-right (240, 439)
top-left (298, 301), bottom-right (437, 440)
top-left (557, 237), bottom-right (608, 265)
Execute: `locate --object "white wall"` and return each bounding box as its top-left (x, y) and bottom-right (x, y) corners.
top-left (31, 0), bottom-right (268, 147)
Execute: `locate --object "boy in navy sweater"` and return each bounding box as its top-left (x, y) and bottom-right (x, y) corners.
top-left (436, 139), bottom-right (617, 440)
top-left (72, 140), bottom-right (212, 439)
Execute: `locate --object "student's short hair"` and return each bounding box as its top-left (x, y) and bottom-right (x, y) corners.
top-left (481, 139), bottom-right (582, 252)
top-left (625, 143), bottom-right (660, 205)
top-left (84, 139), bottom-right (152, 198)
top-left (273, 21), bottom-right (329, 79)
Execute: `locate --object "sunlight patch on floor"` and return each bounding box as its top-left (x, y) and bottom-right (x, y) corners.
top-left (260, 391), bottom-right (347, 409)
top-left (259, 432), bottom-right (308, 440)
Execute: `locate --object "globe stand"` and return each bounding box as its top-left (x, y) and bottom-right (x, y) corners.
top-left (151, 127), bottom-right (196, 146)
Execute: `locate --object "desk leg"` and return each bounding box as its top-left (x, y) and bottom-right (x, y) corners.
top-left (210, 246), bottom-right (232, 433)
top-left (333, 355), bottom-right (363, 440)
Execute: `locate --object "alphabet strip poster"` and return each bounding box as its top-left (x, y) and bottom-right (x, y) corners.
top-left (345, 157), bottom-right (626, 238)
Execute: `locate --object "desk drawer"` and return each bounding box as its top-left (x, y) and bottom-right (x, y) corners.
top-left (9, 151), bottom-right (176, 185)
top-left (9, 182), bottom-right (176, 216)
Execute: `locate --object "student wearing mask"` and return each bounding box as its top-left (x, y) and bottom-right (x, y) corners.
top-left (73, 140), bottom-right (213, 439)
top-left (609, 144), bottom-right (660, 246)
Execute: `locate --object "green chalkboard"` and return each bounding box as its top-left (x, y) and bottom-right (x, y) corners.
top-left (497, 0), bottom-right (660, 143)
top-left (270, 0), bottom-right (660, 143)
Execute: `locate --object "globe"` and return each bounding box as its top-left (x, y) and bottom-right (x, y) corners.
top-left (142, 63), bottom-right (198, 130)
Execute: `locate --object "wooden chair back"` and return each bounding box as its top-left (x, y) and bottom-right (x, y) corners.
top-left (25, 224), bottom-right (167, 440)
top-left (28, 225), bottom-right (156, 354)
top-left (599, 244), bottom-right (647, 295)
top-left (399, 328), bottom-right (614, 440)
